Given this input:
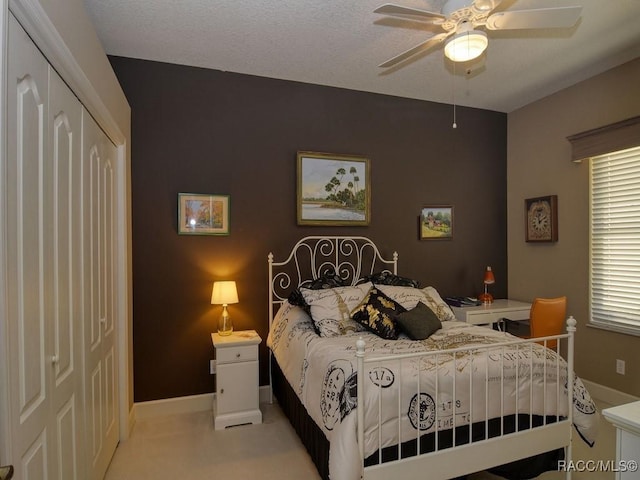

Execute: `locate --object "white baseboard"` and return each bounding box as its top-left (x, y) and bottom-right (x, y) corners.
top-left (135, 393), bottom-right (214, 420)
top-left (581, 379), bottom-right (639, 407)
top-left (128, 405), bottom-right (136, 434)
top-left (259, 385), bottom-right (271, 404)
top-left (133, 386), bottom-right (272, 420)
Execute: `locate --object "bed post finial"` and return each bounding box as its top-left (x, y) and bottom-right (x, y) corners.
top-left (268, 252), bottom-right (273, 263)
top-left (356, 336), bottom-right (366, 464)
top-left (565, 314), bottom-right (577, 477)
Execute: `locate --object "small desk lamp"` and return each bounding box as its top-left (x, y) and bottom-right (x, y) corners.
top-left (211, 281), bottom-right (239, 336)
top-left (478, 266), bottom-right (495, 305)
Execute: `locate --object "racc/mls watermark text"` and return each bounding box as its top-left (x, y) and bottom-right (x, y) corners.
top-left (558, 460), bottom-right (638, 473)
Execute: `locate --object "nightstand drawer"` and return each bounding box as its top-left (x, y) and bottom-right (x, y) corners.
top-left (216, 344), bottom-right (258, 364)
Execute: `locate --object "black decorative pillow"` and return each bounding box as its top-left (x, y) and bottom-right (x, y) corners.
top-left (351, 288), bottom-right (405, 340)
top-left (376, 285), bottom-right (457, 323)
top-left (364, 271), bottom-right (420, 288)
top-left (287, 289), bottom-right (310, 314)
top-left (303, 267), bottom-right (345, 289)
top-left (395, 302), bottom-right (442, 340)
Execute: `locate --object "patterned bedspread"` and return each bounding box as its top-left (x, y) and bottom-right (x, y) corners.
top-left (267, 301), bottom-right (599, 480)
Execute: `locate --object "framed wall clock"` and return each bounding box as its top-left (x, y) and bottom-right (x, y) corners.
top-left (525, 195), bottom-right (558, 242)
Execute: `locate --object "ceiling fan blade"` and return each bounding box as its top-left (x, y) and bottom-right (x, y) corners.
top-left (379, 33), bottom-right (448, 68)
top-left (374, 3), bottom-right (446, 21)
top-left (486, 6), bottom-right (583, 30)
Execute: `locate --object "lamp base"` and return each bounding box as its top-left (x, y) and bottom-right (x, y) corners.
top-left (218, 321), bottom-right (233, 336)
top-left (218, 306), bottom-right (233, 336)
top-left (478, 292), bottom-right (494, 305)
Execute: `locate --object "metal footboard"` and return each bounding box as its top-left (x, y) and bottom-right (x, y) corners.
top-left (356, 317), bottom-right (577, 480)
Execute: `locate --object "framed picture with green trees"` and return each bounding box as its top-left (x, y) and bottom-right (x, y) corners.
top-left (296, 151), bottom-right (370, 226)
top-left (419, 205), bottom-right (453, 240)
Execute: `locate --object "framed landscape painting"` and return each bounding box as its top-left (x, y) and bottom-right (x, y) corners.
top-left (178, 193), bottom-right (230, 235)
top-left (297, 151), bottom-right (370, 226)
top-left (419, 205), bottom-right (453, 240)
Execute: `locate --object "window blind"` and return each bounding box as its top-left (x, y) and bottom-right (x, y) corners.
top-left (590, 145), bottom-right (640, 335)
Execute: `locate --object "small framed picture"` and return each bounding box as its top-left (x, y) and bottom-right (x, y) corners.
top-left (419, 206), bottom-right (453, 240)
top-left (178, 193), bottom-right (230, 235)
top-left (525, 195), bottom-right (558, 242)
top-left (297, 151), bottom-right (370, 226)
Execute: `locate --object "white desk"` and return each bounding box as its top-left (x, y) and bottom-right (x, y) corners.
top-left (451, 299), bottom-right (531, 327)
top-left (602, 401), bottom-right (640, 480)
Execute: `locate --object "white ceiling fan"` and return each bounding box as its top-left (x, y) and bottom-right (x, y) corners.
top-left (375, 0), bottom-right (583, 67)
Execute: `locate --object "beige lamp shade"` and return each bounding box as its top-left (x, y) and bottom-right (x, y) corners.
top-left (211, 281), bottom-right (239, 305)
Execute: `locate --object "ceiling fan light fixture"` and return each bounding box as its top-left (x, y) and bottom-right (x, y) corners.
top-left (474, 0), bottom-right (499, 12)
top-left (444, 30), bottom-right (488, 62)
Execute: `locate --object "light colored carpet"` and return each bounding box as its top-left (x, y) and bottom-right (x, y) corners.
top-left (105, 400), bottom-right (615, 480)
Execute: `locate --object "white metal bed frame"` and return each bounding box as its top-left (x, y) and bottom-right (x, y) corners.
top-left (268, 236), bottom-right (575, 480)
top-left (355, 328), bottom-right (576, 480)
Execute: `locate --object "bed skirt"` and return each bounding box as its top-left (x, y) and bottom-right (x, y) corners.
top-left (270, 355), bottom-right (563, 480)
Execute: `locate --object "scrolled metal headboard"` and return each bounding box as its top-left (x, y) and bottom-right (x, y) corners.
top-left (267, 236), bottom-right (398, 330)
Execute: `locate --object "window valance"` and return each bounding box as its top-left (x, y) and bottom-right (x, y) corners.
top-left (567, 116), bottom-right (640, 162)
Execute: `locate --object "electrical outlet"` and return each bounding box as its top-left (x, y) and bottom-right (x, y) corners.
top-left (616, 359), bottom-right (625, 375)
top-left (210, 359), bottom-right (216, 375)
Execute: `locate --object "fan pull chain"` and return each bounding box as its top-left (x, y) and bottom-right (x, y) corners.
top-left (452, 62), bottom-right (457, 129)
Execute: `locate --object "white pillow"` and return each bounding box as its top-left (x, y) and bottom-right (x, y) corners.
top-left (300, 283), bottom-right (372, 337)
top-left (267, 300), bottom-right (316, 351)
top-left (376, 285), bottom-right (456, 322)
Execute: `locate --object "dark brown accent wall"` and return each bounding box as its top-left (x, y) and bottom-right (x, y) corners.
top-left (109, 56), bottom-right (507, 402)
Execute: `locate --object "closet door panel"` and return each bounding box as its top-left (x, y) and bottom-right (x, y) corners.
top-left (48, 66), bottom-right (84, 480)
top-left (82, 111), bottom-right (119, 480)
top-left (85, 136), bottom-right (104, 472)
top-left (102, 142), bottom-right (117, 443)
top-left (22, 432), bottom-right (47, 479)
top-left (6, 14), bottom-right (52, 477)
top-left (16, 61), bottom-right (46, 425)
top-left (56, 397), bottom-right (79, 480)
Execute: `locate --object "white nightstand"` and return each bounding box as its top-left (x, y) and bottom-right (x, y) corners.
top-left (211, 330), bottom-right (262, 430)
top-left (451, 299), bottom-right (531, 328)
top-left (602, 401), bottom-right (640, 480)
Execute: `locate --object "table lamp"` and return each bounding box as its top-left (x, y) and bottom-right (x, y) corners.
top-left (478, 266), bottom-right (495, 305)
top-left (211, 281), bottom-right (239, 336)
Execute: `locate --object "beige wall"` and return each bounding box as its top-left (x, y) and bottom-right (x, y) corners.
top-left (507, 58), bottom-right (640, 397)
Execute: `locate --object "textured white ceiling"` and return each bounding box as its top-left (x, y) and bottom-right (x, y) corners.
top-left (83, 0), bottom-right (640, 112)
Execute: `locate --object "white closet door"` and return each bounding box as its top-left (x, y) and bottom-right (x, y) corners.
top-left (82, 110), bottom-right (119, 480)
top-left (6, 13), bottom-right (108, 480)
top-left (48, 66), bottom-right (85, 480)
top-left (6, 15), bottom-right (53, 479)
top-left (7, 14), bottom-right (85, 479)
